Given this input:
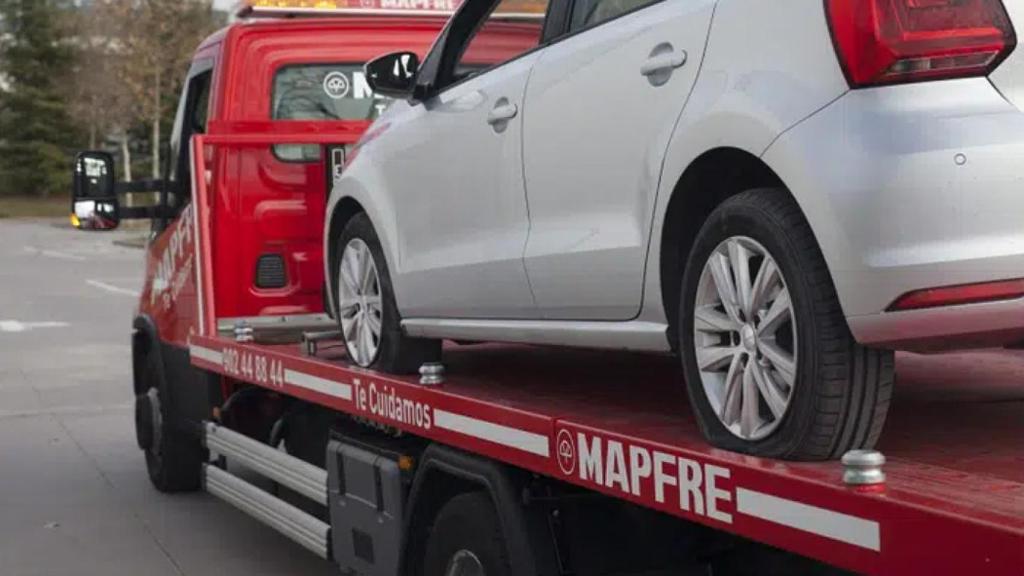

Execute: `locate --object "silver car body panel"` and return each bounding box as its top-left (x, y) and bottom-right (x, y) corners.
top-left (634, 0), bottom-right (851, 328)
top-left (764, 77), bottom-right (1024, 345)
top-left (848, 297), bottom-right (1024, 349)
top-left (521, 0), bottom-right (715, 321)
top-left (329, 0), bottom-right (1024, 352)
top-left (402, 318), bottom-right (671, 351)
top-left (991, 0), bottom-right (1024, 112)
top-left (332, 53), bottom-right (543, 320)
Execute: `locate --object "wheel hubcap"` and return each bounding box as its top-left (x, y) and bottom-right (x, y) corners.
top-left (740, 324), bottom-right (758, 354)
top-left (693, 236), bottom-right (798, 441)
top-left (444, 550), bottom-right (485, 576)
top-left (338, 238), bottom-right (383, 367)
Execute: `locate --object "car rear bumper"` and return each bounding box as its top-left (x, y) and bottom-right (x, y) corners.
top-left (763, 77), bottom-right (1024, 350)
top-left (847, 296), bottom-right (1024, 351)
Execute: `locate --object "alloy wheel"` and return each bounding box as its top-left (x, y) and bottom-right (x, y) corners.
top-left (693, 236), bottom-right (798, 441)
top-left (338, 238), bottom-right (383, 367)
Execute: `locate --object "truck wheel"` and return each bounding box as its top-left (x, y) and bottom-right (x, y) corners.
top-left (135, 351), bottom-right (204, 492)
top-left (679, 188), bottom-right (894, 461)
top-left (335, 213), bottom-right (440, 374)
top-left (423, 492), bottom-right (511, 576)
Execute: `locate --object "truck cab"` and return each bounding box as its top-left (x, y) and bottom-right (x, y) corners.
top-left (143, 14), bottom-right (446, 346)
top-left (70, 4), bottom-right (447, 488)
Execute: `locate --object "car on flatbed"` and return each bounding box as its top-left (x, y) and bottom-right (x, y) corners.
top-left (326, 0), bottom-right (1024, 461)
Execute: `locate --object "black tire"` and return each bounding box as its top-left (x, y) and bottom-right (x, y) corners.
top-left (679, 188), bottom-right (894, 461)
top-left (423, 492), bottom-right (512, 576)
top-left (136, 351), bottom-right (204, 492)
top-left (334, 213), bottom-right (440, 374)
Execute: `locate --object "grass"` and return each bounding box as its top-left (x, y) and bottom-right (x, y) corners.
top-left (0, 196), bottom-right (71, 220)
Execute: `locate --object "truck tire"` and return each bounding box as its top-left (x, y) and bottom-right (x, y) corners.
top-left (334, 213), bottom-right (440, 374)
top-left (135, 351), bottom-right (204, 492)
top-left (679, 188), bottom-right (894, 461)
top-left (422, 492), bottom-right (512, 576)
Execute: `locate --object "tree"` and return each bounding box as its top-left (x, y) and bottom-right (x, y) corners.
top-left (100, 0), bottom-right (219, 179)
top-left (70, 1), bottom-right (138, 180)
top-left (0, 0), bottom-right (81, 197)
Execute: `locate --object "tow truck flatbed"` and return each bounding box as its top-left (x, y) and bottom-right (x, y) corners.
top-left (74, 4), bottom-right (1024, 575)
top-left (189, 333), bottom-right (1024, 576)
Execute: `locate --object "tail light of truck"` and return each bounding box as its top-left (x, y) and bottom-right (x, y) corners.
top-left (826, 0), bottom-right (1017, 87)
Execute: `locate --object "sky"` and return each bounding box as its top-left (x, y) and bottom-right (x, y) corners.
top-left (213, 0), bottom-right (235, 11)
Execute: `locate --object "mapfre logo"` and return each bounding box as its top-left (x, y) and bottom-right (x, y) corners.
top-left (557, 428), bottom-right (734, 525)
top-left (556, 429), bottom-right (576, 476)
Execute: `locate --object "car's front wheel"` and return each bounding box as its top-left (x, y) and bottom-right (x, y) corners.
top-left (680, 188), bottom-right (894, 461)
top-left (335, 213), bottom-right (440, 374)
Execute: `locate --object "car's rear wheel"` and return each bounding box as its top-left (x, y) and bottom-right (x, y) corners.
top-left (335, 213), bottom-right (440, 374)
top-left (680, 188), bottom-right (894, 460)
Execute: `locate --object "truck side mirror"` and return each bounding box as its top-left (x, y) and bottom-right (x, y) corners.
top-left (72, 151), bottom-right (120, 231)
top-left (365, 51), bottom-right (420, 99)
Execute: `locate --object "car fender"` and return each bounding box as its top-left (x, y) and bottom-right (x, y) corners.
top-left (640, 0), bottom-right (850, 323)
top-left (324, 147), bottom-right (404, 315)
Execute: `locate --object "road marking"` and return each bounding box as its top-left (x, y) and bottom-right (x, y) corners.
top-left (23, 246), bottom-right (85, 261)
top-left (0, 320), bottom-right (69, 333)
top-left (86, 279), bottom-right (140, 297)
top-left (433, 409), bottom-right (550, 457)
top-left (0, 403), bottom-right (133, 420)
top-left (736, 488), bottom-right (881, 551)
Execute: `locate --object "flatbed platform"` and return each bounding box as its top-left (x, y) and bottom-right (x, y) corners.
top-left (189, 333), bottom-right (1024, 576)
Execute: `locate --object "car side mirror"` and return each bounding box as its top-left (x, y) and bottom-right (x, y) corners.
top-left (365, 51), bottom-right (420, 100)
top-left (72, 151), bottom-right (120, 231)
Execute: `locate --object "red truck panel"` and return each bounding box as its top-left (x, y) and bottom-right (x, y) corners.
top-left (138, 17), bottom-right (446, 346)
top-left (189, 335), bottom-right (1024, 576)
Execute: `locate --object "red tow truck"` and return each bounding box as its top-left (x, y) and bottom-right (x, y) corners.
top-left (71, 2), bottom-right (1023, 575)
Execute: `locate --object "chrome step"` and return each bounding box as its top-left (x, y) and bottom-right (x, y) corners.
top-left (203, 464), bottom-right (330, 558)
top-left (204, 422), bottom-right (328, 505)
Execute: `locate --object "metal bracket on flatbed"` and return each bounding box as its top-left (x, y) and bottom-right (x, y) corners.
top-left (302, 329), bottom-right (343, 357)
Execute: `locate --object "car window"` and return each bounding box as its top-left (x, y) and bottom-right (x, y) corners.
top-left (453, 0), bottom-right (549, 82)
top-left (271, 64), bottom-right (389, 162)
top-left (570, 0), bottom-right (659, 29)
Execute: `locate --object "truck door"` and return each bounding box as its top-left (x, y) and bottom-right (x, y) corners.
top-left (140, 59), bottom-right (214, 345)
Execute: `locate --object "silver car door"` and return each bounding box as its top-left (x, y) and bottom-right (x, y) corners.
top-left (522, 0), bottom-right (716, 320)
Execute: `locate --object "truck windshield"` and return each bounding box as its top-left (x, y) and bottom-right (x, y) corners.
top-left (272, 63), bottom-right (387, 162)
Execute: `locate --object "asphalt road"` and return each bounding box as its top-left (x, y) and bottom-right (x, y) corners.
top-left (0, 219), bottom-right (333, 576)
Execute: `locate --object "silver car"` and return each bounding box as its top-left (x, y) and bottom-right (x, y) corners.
top-left (325, 0), bottom-right (1024, 460)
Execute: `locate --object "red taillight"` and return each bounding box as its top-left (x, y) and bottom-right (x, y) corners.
top-left (826, 0), bottom-right (1017, 87)
top-left (888, 278), bottom-right (1024, 311)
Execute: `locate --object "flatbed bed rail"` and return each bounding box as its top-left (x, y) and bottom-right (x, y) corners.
top-left (189, 336), bottom-right (1024, 576)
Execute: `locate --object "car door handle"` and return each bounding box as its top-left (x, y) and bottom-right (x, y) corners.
top-left (487, 102), bottom-right (519, 125)
top-left (640, 50), bottom-right (688, 77)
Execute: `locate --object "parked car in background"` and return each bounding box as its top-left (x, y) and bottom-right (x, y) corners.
top-left (328, 0), bottom-right (1024, 460)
